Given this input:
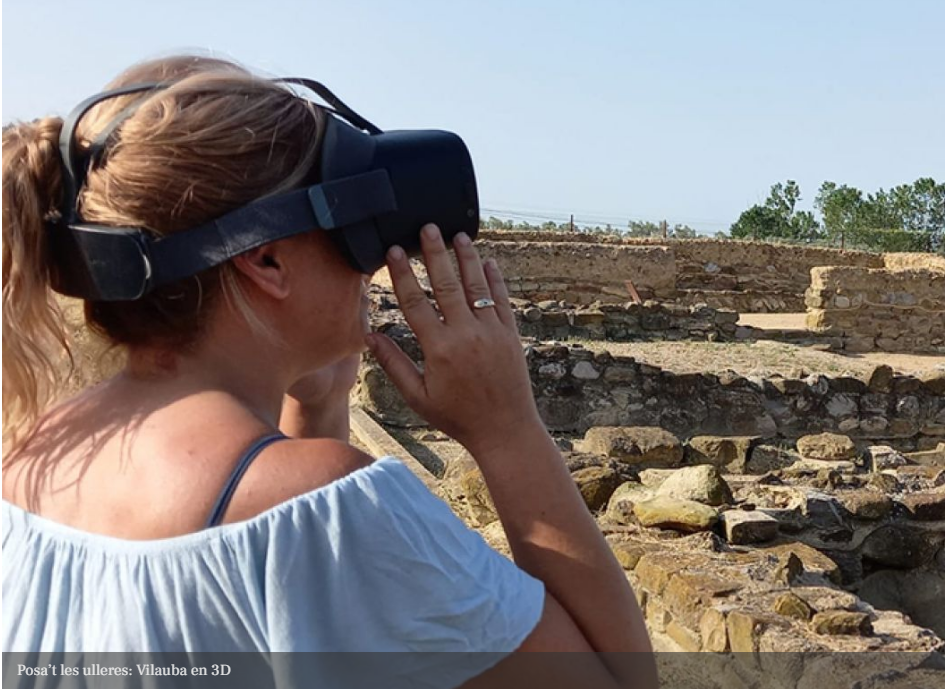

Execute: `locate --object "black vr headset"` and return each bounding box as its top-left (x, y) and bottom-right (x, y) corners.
top-left (49, 78), bottom-right (480, 301)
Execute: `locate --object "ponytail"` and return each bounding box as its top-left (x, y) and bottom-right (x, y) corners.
top-left (2, 117), bottom-right (74, 450)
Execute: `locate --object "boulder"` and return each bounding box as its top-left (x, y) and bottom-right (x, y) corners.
top-left (582, 426), bottom-right (683, 467)
top-left (721, 509), bottom-right (779, 544)
top-left (655, 465), bottom-right (733, 506)
top-left (638, 468), bottom-right (676, 489)
top-left (796, 433), bottom-right (857, 462)
top-left (866, 364), bottom-right (895, 393)
top-left (604, 482), bottom-right (653, 524)
top-left (686, 436), bottom-right (757, 472)
top-left (570, 466), bottom-right (621, 511)
top-left (633, 496), bottom-right (719, 533)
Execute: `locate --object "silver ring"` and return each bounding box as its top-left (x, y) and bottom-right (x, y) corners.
top-left (472, 298), bottom-right (496, 309)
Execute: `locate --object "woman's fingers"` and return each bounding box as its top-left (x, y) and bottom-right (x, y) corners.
top-left (452, 231), bottom-right (499, 322)
top-left (366, 332), bottom-right (426, 407)
top-left (483, 258), bottom-right (516, 329)
top-left (386, 245), bottom-right (442, 338)
top-left (419, 224), bottom-right (474, 324)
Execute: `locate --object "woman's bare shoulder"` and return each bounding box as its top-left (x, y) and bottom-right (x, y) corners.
top-left (221, 437), bottom-right (378, 524)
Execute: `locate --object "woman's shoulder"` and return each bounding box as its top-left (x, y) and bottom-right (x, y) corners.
top-left (220, 437), bottom-right (384, 525)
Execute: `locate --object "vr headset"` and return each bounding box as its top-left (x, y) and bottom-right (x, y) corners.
top-left (49, 78), bottom-right (480, 301)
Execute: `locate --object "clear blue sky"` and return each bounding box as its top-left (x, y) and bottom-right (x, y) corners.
top-left (3, 0), bottom-right (943, 234)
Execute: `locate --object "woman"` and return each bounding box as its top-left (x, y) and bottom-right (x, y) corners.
top-left (2, 56), bottom-right (654, 687)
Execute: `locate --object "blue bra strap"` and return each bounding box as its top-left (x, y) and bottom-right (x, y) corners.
top-left (205, 433), bottom-right (288, 529)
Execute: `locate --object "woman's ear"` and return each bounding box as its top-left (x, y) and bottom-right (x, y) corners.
top-left (232, 245), bottom-right (291, 299)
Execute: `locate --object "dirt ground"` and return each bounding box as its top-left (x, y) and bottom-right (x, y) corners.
top-left (572, 339), bottom-right (945, 378)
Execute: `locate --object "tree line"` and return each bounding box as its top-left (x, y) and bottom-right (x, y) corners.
top-left (481, 177), bottom-right (943, 254)
top-left (729, 178), bottom-right (943, 253)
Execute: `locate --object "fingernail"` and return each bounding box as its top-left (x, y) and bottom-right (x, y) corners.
top-left (364, 333), bottom-right (377, 351)
top-left (388, 246), bottom-right (405, 261)
top-left (486, 258), bottom-right (498, 271)
top-left (454, 232), bottom-right (471, 247)
top-left (422, 224), bottom-right (439, 240)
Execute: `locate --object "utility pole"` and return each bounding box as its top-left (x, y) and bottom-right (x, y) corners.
top-left (570, 214), bottom-right (574, 233)
top-left (660, 219), bottom-right (668, 239)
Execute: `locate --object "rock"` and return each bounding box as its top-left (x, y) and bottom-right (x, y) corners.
top-left (861, 524), bottom-right (937, 568)
top-left (656, 465), bottom-right (733, 506)
top-left (700, 608), bottom-right (728, 652)
top-left (686, 436), bottom-right (757, 472)
top-left (867, 364), bottom-right (895, 393)
top-left (796, 433), bottom-right (857, 462)
top-left (633, 496), bottom-right (719, 533)
top-left (582, 426), bottom-right (683, 467)
top-left (721, 509), bottom-right (780, 544)
top-left (867, 445), bottom-right (909, 472)
top-left (604, 482), bottom-right (654, 524)
top-left (810, 611), bottom-right (873, 636)
top-left (774, 593), bottom-right (814, 621)
top-left (726, 611), bottom-right (769, 652)
top-left (764, 543), bottom-right (842, 584)
top-left (773, 552), bottom-right (805, 585)
top-left (571, 466), bottom-right (621, 511)
top-left (571, 360), bottom-right (600, 380)
top-left (746, 444), bottom-right (798, 473)
top-left (839, 490), bottom-right (894, 520)
top-left (522, 306), bottom-right (542, 322)
top-left (867, 472), bottom-right (902, 493)
top-left (900, 491), bottom-right (945, 521)
top-left (918, 368), bottom-right (945, 395)
top-left (638, 468), bottom-right (676, 489)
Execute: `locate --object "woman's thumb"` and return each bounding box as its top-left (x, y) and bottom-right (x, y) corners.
top-left (365, 333), bottom-right (425, 406)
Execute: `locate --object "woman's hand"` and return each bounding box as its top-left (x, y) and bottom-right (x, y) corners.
top-left (366, 223), bottom-right (543, 456)
top-left (280, 353), bottom-right (361, 440)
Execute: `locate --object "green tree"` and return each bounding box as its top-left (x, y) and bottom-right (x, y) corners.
top-left (730, 180), bottom-right (823, 243)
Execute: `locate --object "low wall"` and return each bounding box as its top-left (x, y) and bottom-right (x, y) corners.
top-left (477, 240), bottom-right (676, 303)
top-left (515, 301), bottom-right (739, 342)
top-left (806, 267), bottom-right (945, 352)
top-left (358, 333), bottom-right (945, 451)
top-left (884, 252), bottom-right (945, 272)
top-left (478, 231), bottom-right (886, 312)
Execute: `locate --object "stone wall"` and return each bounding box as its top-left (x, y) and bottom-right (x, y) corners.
top-left (884, 252), bottom-right (945, 272)
top-left (358, 333), bottom-right (945, 451)
top-left (478, 231), bottom-right (886, 312)
top-left (476, 240), bottom-right (676, 303)
top-left (806, 267), bottom-right (945, 352)
top-left (514, 300), bottom-right (739, 343)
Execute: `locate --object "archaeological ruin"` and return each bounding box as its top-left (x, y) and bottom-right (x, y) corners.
top-left (357, 231), bottom-right (945, 683)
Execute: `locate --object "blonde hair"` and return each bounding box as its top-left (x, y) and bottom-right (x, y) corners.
top-left (2, 55), bottom-right (324, 449)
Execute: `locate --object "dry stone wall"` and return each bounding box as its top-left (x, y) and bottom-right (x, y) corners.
top-left (514, 300), bottom-right (739, 343)
top-left (806, 267), bottom-right (945, 353)
top-left (476, 239), bottom-right (676, 303)
top-left (478, 230), bottom-right (885, 313)
top-left (359, 330), bottom-right (945, 451)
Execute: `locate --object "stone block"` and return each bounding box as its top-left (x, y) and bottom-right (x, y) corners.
top-left (582, 426), bottom-right (683, 467)
top-left (656, 465), bottom-right (733, 506)
top-left (721, 510), bottom-right (780, 544)
top-left (796, 432), bottom-right (857, 461)
top-left (634, 496), bottom-right (719, 533)
top-left (700, 608), bottom-right (729, 652)
top-left (686, 435), bottom-right (758, 472)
